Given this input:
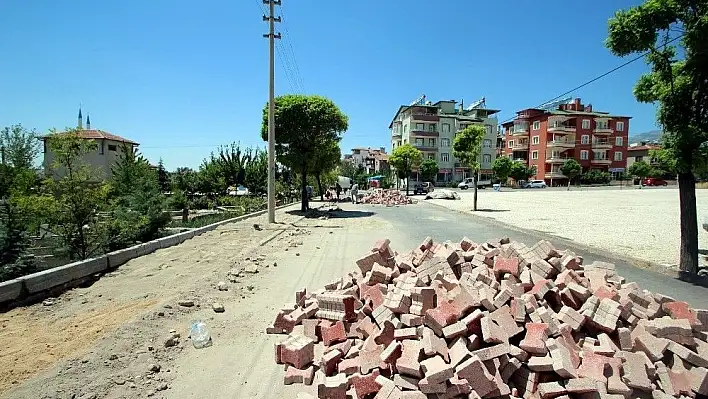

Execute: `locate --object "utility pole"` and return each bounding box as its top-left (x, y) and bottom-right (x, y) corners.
top-left (263, 0), bottom-right (281, 224)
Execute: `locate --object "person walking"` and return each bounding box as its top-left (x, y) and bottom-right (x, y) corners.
top-left (350, 183), bottom-right (359, 204)
top-left (335, 182), bottom-right (342, 202)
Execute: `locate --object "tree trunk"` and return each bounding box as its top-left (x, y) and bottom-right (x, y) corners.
top-left (473, 172), bottom-right (478, 211)
top-left (316, 173), bottom-right (324, 201)
top-left (301, 167), bottom-right (308, 212)
top-left (678, 172), bottom-right (699, 277)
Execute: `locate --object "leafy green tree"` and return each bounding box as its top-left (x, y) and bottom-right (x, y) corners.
top-left (1, 124), bottom-right (40, 169)
top-left (172, 167), bottom-right (198, 194)
top-left (260, 95), bottom-right (348, 212)
top-left (628, 160), bottom-right (654, 184)
top-left (44, 128), bottom-right (110, 260)
top-left (509, 161), bottom-right (536, 184)
top-left (453, 125), bottom-right (486, 211)
top-left (560, 159), bottom-right (582, 190)
top-left (245, 149), bottom-right (268, 195)
top-left (389, 144), bottom-right (423, 196)
top-left (157, 158), bottom-right (170, 193)
top-left (492, 157), bottom-right (514, 188)
top-left (419, 159), bottom-right (439, 183)
top-left (309, 141), bottom-right (341, 200)
top-left (338, 160), bottom-right (358, 179)
top-left (0, 200), bottom-right (39, 282)
top-left (606, 1), bottom-right (708, 275)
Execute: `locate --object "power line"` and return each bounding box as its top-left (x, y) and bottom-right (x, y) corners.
top-left (499, 34), bottom-right (685, 125)
top-left (279, 4), bottom-right (306, 92)
top-left (254, 0), bottom-right (303, 93)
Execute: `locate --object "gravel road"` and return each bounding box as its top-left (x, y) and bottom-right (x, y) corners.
top-left (427, 187), bottom-right (708, 269)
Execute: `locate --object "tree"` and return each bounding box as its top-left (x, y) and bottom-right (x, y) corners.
top-left (1, 124), bottom-right (40, 169)
top-left (261, 95), bottom-right (348, 212)
top-left (157, 158), bottom-right (170, 193)
top-left (338, 160), bottom-right (358, 179)
top-left (509, 161), bottom-right (536, 184)
top-left (309, 142), bottom-right (341, 200)
top-left (245, 149), bottom-right (268, 195)
top-left (419, 159), bottom-right (439, 183)
top-left (560, 159), bottom-right (582, 190)
top-left (606, 1), bottom-right (708, 275)
top-left (44, 128), bottom-right (110, 260)
top-left (0, 200), bottom-right (39, 282)
top-left (453, 125), bottom-right (486, 211)
top-left (492, 157), bottom-right (514, 188)
top-left (389, 144), bottom-right (422, 196)
top-left (627, 159), bottom-right (654, 184)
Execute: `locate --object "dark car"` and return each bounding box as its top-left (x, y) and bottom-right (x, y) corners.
top-left (413, 182), bottom-right (434, 195)
top-left (642, 177), bottom-right (668, 186)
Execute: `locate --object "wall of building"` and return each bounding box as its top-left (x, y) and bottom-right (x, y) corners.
top-left (43, 138), bottom-right (134, 181)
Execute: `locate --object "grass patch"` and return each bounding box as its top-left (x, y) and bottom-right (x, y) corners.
top-left (169, 211), bottom-right (244, 228)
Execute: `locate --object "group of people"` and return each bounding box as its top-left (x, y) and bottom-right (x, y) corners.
top-left (323, 182), bottom-right (360, 204)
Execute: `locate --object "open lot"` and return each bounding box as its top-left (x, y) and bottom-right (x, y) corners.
top-left (428, 187), bottom-right (708, 269)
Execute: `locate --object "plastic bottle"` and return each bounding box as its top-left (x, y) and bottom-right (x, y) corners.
top-left (190, 321), bottom-right (212, 349)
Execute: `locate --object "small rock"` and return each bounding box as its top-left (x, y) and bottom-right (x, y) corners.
top-left (157, 311), bottom-right (165, 317)
top-left (114, 379), bottom-right (126, 386)
top-left (81, 359), bottom-right (89, 364)
top-left (244, 264), bottom-right (259, 274)
top-left (157, 383), bottom-right (168, 391)
top-left (78, 393), bottom-right (97, 399)
top-left (212, 303), bottom-right (225, 313)
top-left (148, 363), bottom-right (161, 373)
top-left (273, 262), bottom-right (278, 267)
top-left (147, 390), bottom-right (156, 397)
top-left (296, 253), bottom-right (300, 256)
top-left (129, 383), bottom-right (137, 389)
top-left (228, 276), bottom-right (239, 283)
top-left (164, 336), bottom-right (179, 348)
top-left (42, 299), bottom-right (55, 306)
top-left (217, 281), bottom-right (228, 291)
top-left (178, 300), bottom-right (195, 307)
top-left (169, 329), bottom-right (179, 337)
top-left (163, 304), bottom-right (172, 309)
top-left (108, 354), bottom-right (118, 361)
top-left (247, 285), bottom-right (255, 291)
top-left (147, 345), bottom-right (154, 351)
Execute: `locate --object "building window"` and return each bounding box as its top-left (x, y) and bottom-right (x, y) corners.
top-left (442, 123), bottom-right (450, 133)
top-left (441, 153), bottom-right (450, 162)
top-left (441, 138), bottom-right (450, 147)
top-left (597, 120), bottom-right (608, 129)
top-left (531, 151), bottom-right (539, 160)
top-left (582, 119), bottom-right (591, 129)
top-left (108, 144), bottom-right (117, 151)
top-left (616, 121), bottom-right (625, 131)
top-left (508, 140), bottom-right (514, 148)
top-left (416, 123), bottom-right (424, 131)
top-left (483, 154), bottom-right (491, 163)
top-left (415, 138), bottom-right (424, 146)
top-left (98, 141), bottom-right (104, 155)
top-left (532, 135), bottom-right (539, 145)
top-left (403, 125), bottom-right (408, 133)
top-left (429, 124), bottom-right (436, 132)
top-left (428, 138), bottom-right (435, 147)
top-left (580, 150), bottom-right (589, 160)
top-left (615, 137), bottom-right (623, 146)
top-left (614, 151), bottom-right (623, 161)
top-left (428, 153), bottom-right (435, 160)
top-left (533, 121), bottom-right (540, 130)
top-left (581, 135), bottom-right (589, 144)
top-left (483, 139), bottom-right (492, 148)
top-left (485, 125), bottom-right (493, 135)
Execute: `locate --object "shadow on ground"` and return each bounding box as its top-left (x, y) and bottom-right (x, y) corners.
top-left (286, 208), bottom-right (375, 219)
top-left (472, 208), bottom-right (510, 213)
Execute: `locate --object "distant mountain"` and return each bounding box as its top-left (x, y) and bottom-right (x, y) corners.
top-left (629, 129), bottom-right (662, 144)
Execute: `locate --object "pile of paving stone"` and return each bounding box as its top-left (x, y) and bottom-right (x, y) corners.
top-left (267, 237), bottom-right (708, 399)
top-left (361, 189), bottom-right (415, 206)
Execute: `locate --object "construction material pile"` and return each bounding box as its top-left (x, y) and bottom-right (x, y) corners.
top-left (267, 236), bottom-right (708, 399)
top-left (361, 189), bottom-right (415, 206)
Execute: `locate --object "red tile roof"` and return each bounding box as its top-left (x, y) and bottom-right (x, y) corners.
top-left (42, 129), bottom-right (139, 145)
top-left (628, 145), bottom-right (660, 152)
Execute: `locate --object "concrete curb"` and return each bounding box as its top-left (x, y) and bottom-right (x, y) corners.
top-left (421, 200), bottom-right (680, 278)
top-left (0, 202), bottom-right (300, 308)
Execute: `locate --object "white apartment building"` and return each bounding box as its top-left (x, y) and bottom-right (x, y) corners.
top-left (389, 96), bottom-right (499, 183)
top-left (343, 147), bottom-right (389, 174)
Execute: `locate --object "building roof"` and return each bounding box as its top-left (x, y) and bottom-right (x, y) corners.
top-left (40, 129), bottom-right (139, 145)
top-left (627, 145), bottom-right (660, 153)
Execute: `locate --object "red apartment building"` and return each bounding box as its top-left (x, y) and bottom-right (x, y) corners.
top-left (502, 98), bottom-right (631, 185)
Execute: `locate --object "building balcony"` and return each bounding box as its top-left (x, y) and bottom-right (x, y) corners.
top-left (591, 159), bottom-right (612, 165)
top-left (547, 140), bottom-right (575, 149)
top-left (411, 130), bottom-right (439, 137)
top-left (411, 114), bottom-right (440, 122)
top-left (512, 142), bottom-right (529, 150)
top-left (392, 132), bottom-right (402, 139)
top-left (545, 156), bottom-right (572, 164)
top-left (510, 124), bottom-right (529, 136)
top-left (545, 171), bottom-right (566, 179)
top-left (593, 128), bottom-right (612, 135)
top-left (548, 125), bottom-right (576, 134)
top-left (414, 145), bottom-right (438, 151)
top-left (514, 158), bottom-right (527, 162)
top-left (591, 141), bottom-right (612, 149)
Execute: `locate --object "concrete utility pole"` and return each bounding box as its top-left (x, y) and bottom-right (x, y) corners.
top-left (263, 0), bottom-right (281, 224)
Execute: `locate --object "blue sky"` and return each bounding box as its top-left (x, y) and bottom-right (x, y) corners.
top-left (0, 0), bottom-right (658, 170)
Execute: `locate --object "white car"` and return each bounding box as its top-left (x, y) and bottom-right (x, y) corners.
top-left (524, 180), bottom-right (547, 189)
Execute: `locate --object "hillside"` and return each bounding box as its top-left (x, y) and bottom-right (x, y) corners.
top-left (629, 129), bottom-right (662, 143)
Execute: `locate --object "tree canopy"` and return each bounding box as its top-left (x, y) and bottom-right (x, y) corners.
top-left (453, 125), bottom-right (486, 210)
top-left (261, 95), bottom-right (348, 211)
top-left (492, 157), bottom-right (514, 184)
top-left (560, 159), bottom-right (582, 190)
top-left (389, 144), bottom-right (422, 195)
top-left (0, 124), bottom-right (40, 169)
top-left (419, 159), bottom-right (439, 183)
top-left (627, 159), bottom-right (654, 180)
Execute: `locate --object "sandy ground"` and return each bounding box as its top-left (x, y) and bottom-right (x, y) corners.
top-left (428, 187), bottom-right (708, 268)
top-left (0, 204), bottom-right (402, 399)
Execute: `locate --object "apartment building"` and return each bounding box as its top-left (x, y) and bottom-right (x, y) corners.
top-left (501, 98), bottom-right (630, 184)
top-left (389, 95), bottom-right (499, 183)
top-left (343, 147), bottom-right (389, 174)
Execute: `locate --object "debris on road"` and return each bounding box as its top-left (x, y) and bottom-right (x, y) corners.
top-left (212, 302), bottom-right (225, 313)
top-left (244, 263), bottom-right (259, 274)
top-left (267, 236), bottom-right (708, 398)
top-left (361, 189), bottom-right (415, 206)
top-left (425, 189), bottom-right (460, 200)
top-left (177, 299), bottom-right (195, 307)
top-left (217, 281), bottom-right (229, 291)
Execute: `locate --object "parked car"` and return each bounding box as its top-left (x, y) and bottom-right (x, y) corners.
top-left (524, 180), bottom-right (547, 189)
top-left (642, 177), bottom-right (668, 186)
top-left (414, 182), bottom-right (434, 195)
top-left (457, 177), bottom-right (492, 190)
